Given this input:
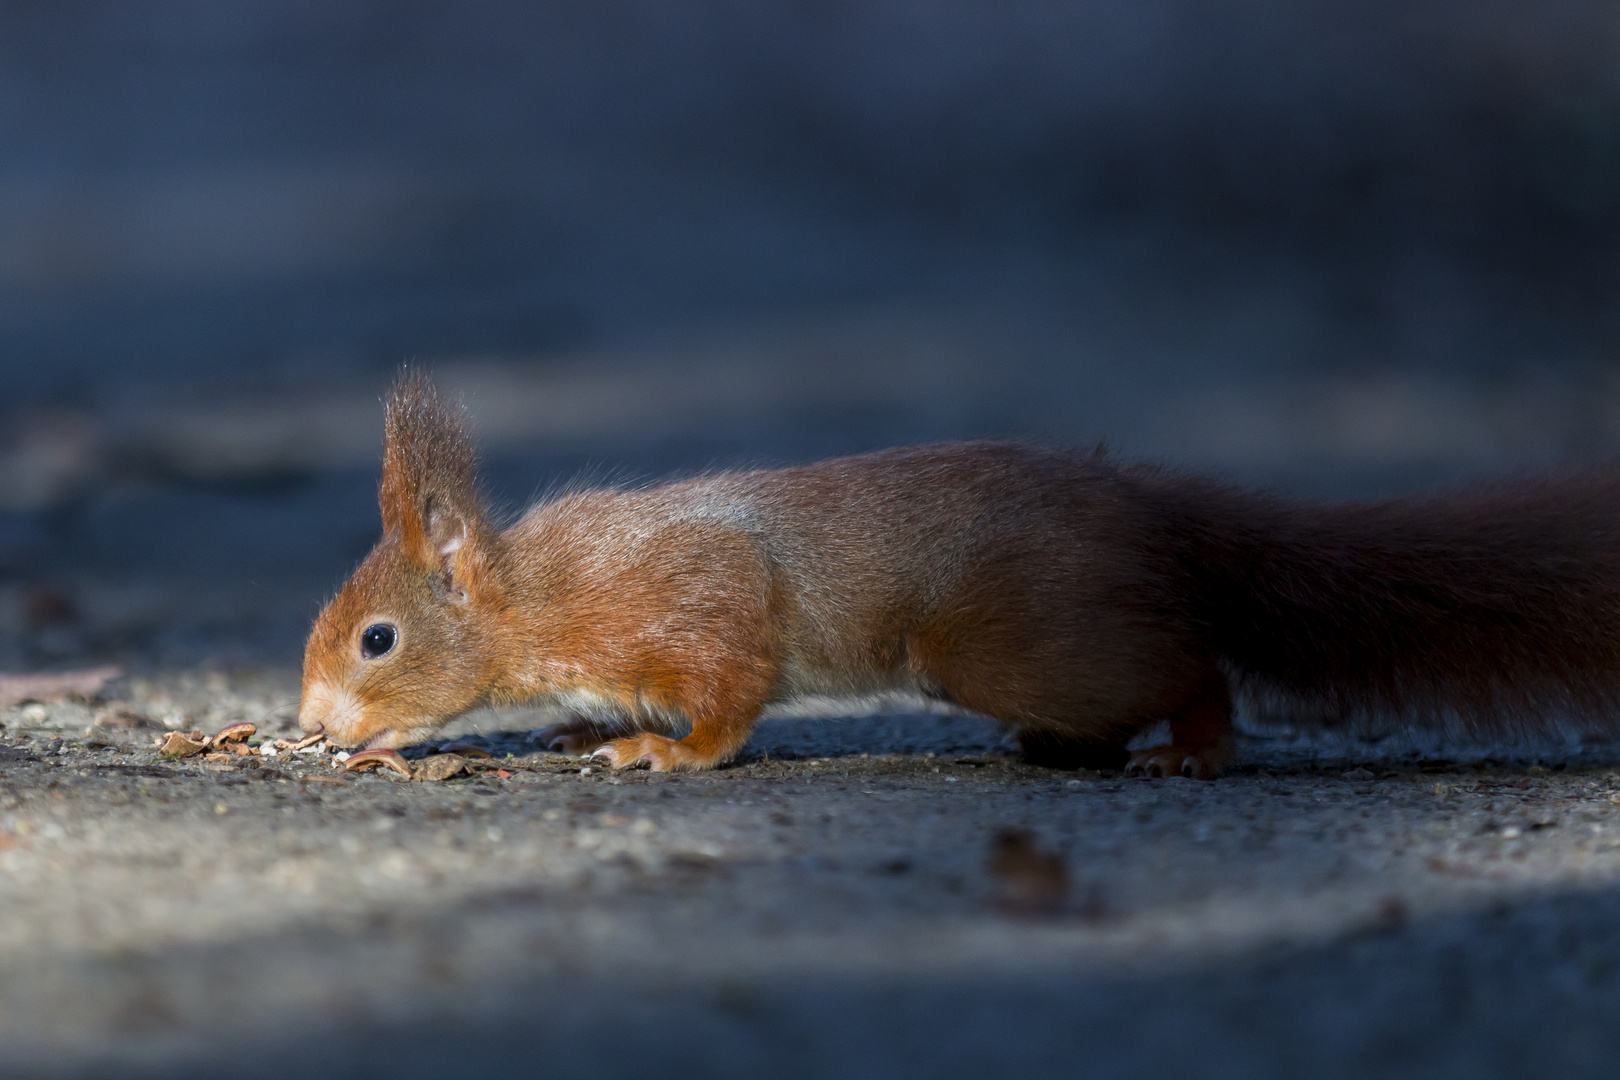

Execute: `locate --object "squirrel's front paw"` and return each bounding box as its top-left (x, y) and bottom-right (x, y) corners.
top-left (1125, 744), bottom-right (1228, 780)
top-left (593, 734), bottom-right (675, 771)
top-left (593, 734), bottom-right (719, 772)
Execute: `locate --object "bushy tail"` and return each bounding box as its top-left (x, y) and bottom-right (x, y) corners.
top-left (1147, 469), bottom-right (1620, 735)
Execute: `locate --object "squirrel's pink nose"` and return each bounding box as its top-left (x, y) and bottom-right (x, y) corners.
top-left (296, 692), bottom-right (330, 736)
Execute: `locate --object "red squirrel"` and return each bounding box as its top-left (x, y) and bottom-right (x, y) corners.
top-left (298, 375), bottom-right (1620, 778)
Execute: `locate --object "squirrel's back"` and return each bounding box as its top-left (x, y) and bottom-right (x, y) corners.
top-left (505, 442), bottom-right (1168, 705)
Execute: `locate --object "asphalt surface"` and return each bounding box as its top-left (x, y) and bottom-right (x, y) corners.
top-left (3, 675), bottom-right (1620, 1078)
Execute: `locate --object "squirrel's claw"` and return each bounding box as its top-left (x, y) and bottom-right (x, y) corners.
top-left (589, 743), bottom-right (634, 769)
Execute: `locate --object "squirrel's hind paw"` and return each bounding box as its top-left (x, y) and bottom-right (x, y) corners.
top-left (1125, 744), bottom-right (1228, 780)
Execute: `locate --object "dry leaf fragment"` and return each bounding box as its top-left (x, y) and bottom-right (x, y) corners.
top-left (341, 748), bottom-right (413, 778)
top-left (437, 741), bottom-right (492, 759)
top-left (414, 754), bottom-right (469, 782)
top-left (156, 731), bottom-right (210, 758)
top-left (0, 666), bottom-right (122, 707)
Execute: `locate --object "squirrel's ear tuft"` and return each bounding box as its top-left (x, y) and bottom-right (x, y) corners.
top-left (378, 371), bottom-right (495, 602)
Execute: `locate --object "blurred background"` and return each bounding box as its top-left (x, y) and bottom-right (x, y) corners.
top-left (0, 0), bottom-right (1617, 669)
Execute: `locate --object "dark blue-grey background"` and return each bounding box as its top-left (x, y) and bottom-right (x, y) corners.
top-left (1, 0), bottom-right (1618, 665)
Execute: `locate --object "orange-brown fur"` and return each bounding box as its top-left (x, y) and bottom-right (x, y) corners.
top-left (299, 375), bottom-right (1620, 777)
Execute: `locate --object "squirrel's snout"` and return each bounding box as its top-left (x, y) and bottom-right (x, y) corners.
top-left (298, 679), bottom-right (360, 742)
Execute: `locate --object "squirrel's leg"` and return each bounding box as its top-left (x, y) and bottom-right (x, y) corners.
top-left (591, 707), bottom-right (758, 772)
top-left (1125, 667), bottom-right (1234, 780)
top-left (591, 663), bottom-right (772, 773)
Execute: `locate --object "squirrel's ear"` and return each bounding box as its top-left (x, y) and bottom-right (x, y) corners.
top-left (378, 373), bottom-right (495, 603)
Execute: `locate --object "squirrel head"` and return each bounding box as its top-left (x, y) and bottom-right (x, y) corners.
top-left (299, 374), bottom-right (504, 749)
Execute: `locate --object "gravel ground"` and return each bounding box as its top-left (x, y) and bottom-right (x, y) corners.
top-left (3, 672), bottom-right (1620, 1078)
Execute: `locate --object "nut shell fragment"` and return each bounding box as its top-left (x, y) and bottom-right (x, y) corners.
top-left (437, 741), bottom-right (492, 759)
top-left (213, 722), bottom-right (256, 744)
top-left (341, 748), bottom-right (413, 778)
top-left (414, 753), bottom-right (469, 782)
top-left (156, 731), bottom-right (210, 758)
top-left (273, 732), bottom-right (327, 752)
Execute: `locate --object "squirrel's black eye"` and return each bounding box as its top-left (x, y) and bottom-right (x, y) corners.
top-left (360, 623), bottom-right (396, 659)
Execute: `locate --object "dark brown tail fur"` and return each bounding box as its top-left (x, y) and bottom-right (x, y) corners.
top-left (1139, 468), bottom-right (1620, 736)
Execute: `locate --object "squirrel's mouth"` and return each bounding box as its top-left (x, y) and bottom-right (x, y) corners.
top-left (362, 729), bottom-right (400, 750)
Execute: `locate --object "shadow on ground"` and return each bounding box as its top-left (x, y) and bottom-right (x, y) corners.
top-left (25, 881), bottom-right (1620, 1080)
